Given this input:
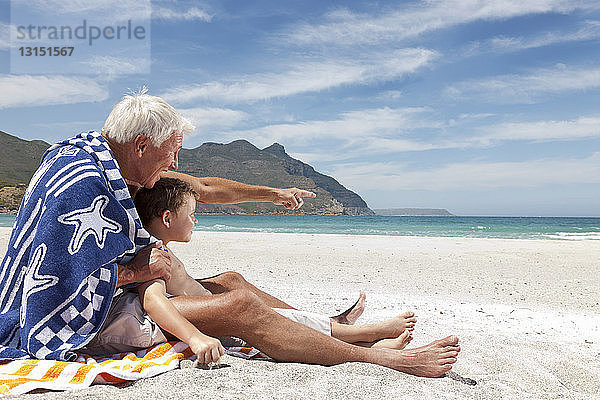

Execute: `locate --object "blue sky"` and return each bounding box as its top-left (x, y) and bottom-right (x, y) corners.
top-left (1, 0), bottom-right (599, 216)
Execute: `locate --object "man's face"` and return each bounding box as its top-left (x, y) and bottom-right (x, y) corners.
top-left (168, 194), bottom-right (198, 242)
top-left (140, 132), bottom-right (183, 189)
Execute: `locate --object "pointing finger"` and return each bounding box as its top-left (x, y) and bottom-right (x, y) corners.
top-left (296, 190), bottom-right (316, 198)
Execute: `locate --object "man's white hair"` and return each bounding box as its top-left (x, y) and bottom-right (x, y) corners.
top-left (102, 87), bottom-right (194, 146)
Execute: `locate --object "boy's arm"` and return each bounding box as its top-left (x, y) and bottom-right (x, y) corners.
top-left (137, 280), bottom-right (224, 363)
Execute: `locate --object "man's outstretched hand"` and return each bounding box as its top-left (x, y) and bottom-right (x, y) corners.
top-left (273, 188), bottom-right (316, 210)
top-left (117, 241), bottom-right (172, 287)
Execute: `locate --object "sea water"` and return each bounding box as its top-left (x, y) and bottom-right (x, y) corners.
top-left (0, 214), bottom-right (598, 240)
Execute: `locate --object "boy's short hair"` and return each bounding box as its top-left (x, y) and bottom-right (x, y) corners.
top-left (134, 178), bottom-right (197, 227)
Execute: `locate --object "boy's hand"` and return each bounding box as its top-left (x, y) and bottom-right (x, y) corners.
top-left (190, 335), bottom-right (225, 364)
top-left (189, 334), bottom-right (225, 364)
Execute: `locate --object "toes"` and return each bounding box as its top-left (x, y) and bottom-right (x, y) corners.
top-left (441, 350), bottom-right (459, 358)
top-left (444, 345), bottom-right (460, 352)
top-left (440, 357), bottom-right (457, 365)
top-left (431, 364), bottom-right (452, 377)
top-left (438, 335), bottom-right (459, 346)
top-left (401, 311), bottom-right (415, 318)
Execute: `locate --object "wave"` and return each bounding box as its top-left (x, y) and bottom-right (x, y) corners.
top-left (542, 232), bottom-right (600, 240)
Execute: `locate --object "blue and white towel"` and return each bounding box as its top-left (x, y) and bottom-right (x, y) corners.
top-left (0, 131), bottom-right (155, 361)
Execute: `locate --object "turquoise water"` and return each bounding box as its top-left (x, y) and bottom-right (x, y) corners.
top-left (1, 214), bottom-right (598, 240)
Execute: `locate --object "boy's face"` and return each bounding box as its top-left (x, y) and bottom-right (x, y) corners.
top-left (169, 194), bottom-right (198, 242)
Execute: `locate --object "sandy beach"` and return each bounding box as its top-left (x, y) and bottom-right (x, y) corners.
top-left (2, 228), bottom-right (599, 399)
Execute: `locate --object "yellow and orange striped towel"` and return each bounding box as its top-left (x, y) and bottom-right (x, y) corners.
top-left (0, 342), bottom-right (265, 396)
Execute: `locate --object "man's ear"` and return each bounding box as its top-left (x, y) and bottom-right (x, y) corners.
top-left (161, 209), bottom-right (172, 228)
top-left (134, 134), bottom-right (150, 158)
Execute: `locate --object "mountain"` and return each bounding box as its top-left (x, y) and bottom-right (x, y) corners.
top-left (0, 131), bottom-right (50, 187)
top-left (177, 140), bottom-right (374, 215)
top-left (374, 208), bottom-right (454, 216)
top-left (0, 132), bottom-right (374, 215)
top-left (0, 131), bottom-right (50, 212)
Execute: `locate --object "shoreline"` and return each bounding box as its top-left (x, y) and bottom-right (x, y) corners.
top-left (1, 228), bottom-right (598, 398)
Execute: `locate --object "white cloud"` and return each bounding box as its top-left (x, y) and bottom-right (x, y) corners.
top-left (178, 107), bottom-right (248, 134)
top-left (153, 7), bottom-right (212, 22)
top-left (287, 151), bottom-right (355, 164)
top-left (218, 107), bottom-right (600, 158)
top-left (11, 0), bottom-right (214, 22)
top-left (471, 20), bottom-right (600, 53)
top-left (80, 55), bottom-right (150, 77)
top-left (477, 116), bottom-right (600, 144)
top-left (282, 1), bottom-right (600, 47)
top-left (161, 48), bottom-right (437, 104)
top-left (11, 0), bottom-right (151, 23)
top-left (329, 153), bottom-right (600, 192)
top-left (373, 90), bottom-right (403, 101)
top-left (0, 75), bottom-right (108, 109)
top-left (445, 65), bottom-right (600, 103)
top-left (13, 0), bottom-right (150, 16)
top-left (0, 23), bottom-right (10, 51)
top-left (32, 120), bottom-right (102, 130)
top-left (220, 107), bottom-right (439, 148)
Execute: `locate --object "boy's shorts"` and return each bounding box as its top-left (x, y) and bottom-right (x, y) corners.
top-left (81, 291), bottom-right (167, 356)
top-left (81, 292), bottom-right (332, 356)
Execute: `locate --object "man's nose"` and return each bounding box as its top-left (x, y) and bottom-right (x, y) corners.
top-left (171, 155), bottom-right (178, 170)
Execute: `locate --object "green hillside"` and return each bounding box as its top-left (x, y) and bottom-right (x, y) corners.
top-left (0, 131), bottom-right (50, 187)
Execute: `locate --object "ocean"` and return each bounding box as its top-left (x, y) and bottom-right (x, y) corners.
top-left (1, 214), bottom-right (598, 240)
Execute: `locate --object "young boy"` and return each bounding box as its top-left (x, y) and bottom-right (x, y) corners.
top-left (132, 178), bottom-right (417, 364)
top-left (134, 178), bottom-right (225, 364)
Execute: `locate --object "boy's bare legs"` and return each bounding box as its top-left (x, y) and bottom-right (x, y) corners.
top-left (330, 291), bottom-right (366, 325)
top-left (197, 272), bottom-right (366, 324)
top-left (355, 330), bottom-right (414, 350)
top-left (330, 311), bottom-right (416, 344)
top-left (169, 289), bottom-right (460, 377)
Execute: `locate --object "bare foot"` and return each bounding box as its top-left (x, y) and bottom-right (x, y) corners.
top-left (372, 329), bottom-right (413, 350)
top-left (380, 335), bottom-right (460, 377)
top-left (362, 311), bottom-right (417, 342)
top-left (330, 291), bottom-right (366, 325)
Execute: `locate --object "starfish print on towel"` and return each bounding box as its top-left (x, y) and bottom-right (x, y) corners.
top-left (20, 244), bottom-right (58, 327)
top-left (58, 195), bottom-right (122, 255)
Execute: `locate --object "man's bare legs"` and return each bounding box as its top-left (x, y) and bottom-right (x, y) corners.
top-left (197, 271), bottom-right (294, 308)
top-left (169, 289), bottom-right (460, 377)
top-left (197, 272), bottom-right (366, 323)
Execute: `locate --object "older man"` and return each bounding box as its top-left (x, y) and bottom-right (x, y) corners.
top-left (0, 91), bottom-right (459, 377)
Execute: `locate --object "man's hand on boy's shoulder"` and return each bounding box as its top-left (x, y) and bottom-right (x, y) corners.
top-left (117, 241), bottom-right (172, 287)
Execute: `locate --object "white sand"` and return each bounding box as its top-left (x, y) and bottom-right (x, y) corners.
top-left (2, 229), bottom-right (599, 399)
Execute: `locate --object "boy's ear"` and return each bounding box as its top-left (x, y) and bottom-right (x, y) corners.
top-left (161, 209), bottom-right (172, 228)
